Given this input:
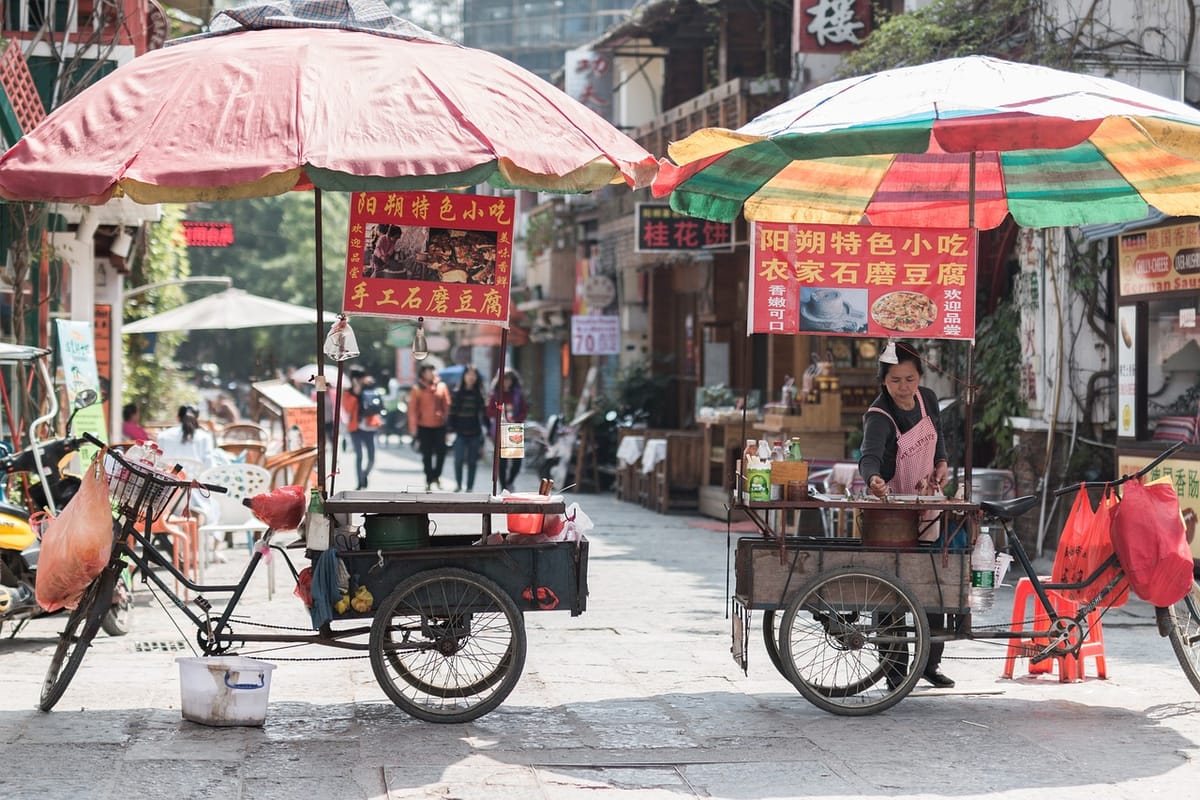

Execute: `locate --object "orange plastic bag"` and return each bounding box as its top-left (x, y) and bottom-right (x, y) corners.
top-left (1081, 487), bottom-right (1129, 607)
top-left (1111, 476), bottom-right (1192, 607)
top-left (1050, 485), bottom-right (1092, 601)
top-left (35, 453), bottom-right (115, 612)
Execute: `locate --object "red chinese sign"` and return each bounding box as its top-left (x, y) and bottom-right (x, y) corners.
top-left (635, 203), bottom-right (733, 252)
top-left (796, 0), bottom-right (872, 53)
top-left (182, 221), bottom-right (234, 247)
top-left (343, 191), bottom-right (515, 325)
top-left (749, 221), bottom-right (977, 340)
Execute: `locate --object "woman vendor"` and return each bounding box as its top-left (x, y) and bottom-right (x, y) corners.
top-left (858, 340), bottom-right (954, 689)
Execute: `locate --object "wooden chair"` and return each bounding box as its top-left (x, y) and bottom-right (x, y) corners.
top-left (218, 423), bottom-right (269, 444)
top-left (266, 446), bottom-right (319, 490)
top-left (219, 441), bottom-right (267, 465)
top-left (651, 431), bottom-right (705, 514)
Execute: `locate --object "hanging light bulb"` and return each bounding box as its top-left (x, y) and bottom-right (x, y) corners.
top-left (412, 316), bottom-right (429, 361)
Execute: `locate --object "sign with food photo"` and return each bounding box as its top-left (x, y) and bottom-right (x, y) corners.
top-left (343, 191), bottom-right (515, 325)
top-left (748, 221), bottom-right (977, 340)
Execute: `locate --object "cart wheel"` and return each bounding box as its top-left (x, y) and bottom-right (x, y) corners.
top-left (1166, 579), bottom-right (1200, 696)
top-left (39, 565), bottom-right (117, 712)
top-left (762, 610), bottom-right (787, 681)
top-left (779, 566), bottom-right (929, 716)
top-left (369, 567), bottom-right (527, 723)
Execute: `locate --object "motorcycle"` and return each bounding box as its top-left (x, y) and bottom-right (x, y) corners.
top-left (0, 388), bottom-right (133, 638)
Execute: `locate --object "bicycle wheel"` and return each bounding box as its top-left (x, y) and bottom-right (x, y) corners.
top-left (39, 565), bottom-right (117, 712)
top-left (762, 610), bottom-right (787, 680)
top-left (100, 565), bottom-right (134, 637)
top-left (1166, 579), bottom-right (1200, 696)
top-left (369, 567), bottom-right (526, 723)
top-left (779, 566), bottom-right (929, 716)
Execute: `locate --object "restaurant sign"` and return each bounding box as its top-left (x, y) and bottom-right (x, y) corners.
top-left (748, 221), bottom-right (977, 340)
top-left (1117, 454), bottom-right (1200, 561)
top-left (635, 203), bottom-right (733, 253)
top-left (343, 191), bottom-right (515, 325)
top-left (1117, 220), bottom-right (1200, 297)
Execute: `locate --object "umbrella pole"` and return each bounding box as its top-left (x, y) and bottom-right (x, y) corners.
top-left (963, 153), bottom-right (977, 503)
top-left (492, 327), bottom-right (508, 496)
top-left (329, 362), bottom-right (345, 494)
top-left (314, 188), bottom-right (328, 496)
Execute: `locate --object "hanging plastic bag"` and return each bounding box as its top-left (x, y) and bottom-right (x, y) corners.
top-left (1050, 485), bottom-right (1092, 602)
top-left (35, 453), bottom-right (116, 612)
top-left (1081, 487), bottom-right (1129, 607)
top-left (1111, 476), bottom-right (1192, 607)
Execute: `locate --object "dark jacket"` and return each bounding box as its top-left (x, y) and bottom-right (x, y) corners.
top-left (448, 383), bottom-right (486, 437)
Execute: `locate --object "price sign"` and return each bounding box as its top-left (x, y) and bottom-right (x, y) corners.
top-left (571, 315), bottom-right (620, 355)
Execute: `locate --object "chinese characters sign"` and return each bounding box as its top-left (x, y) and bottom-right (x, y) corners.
top-left (565, 47), bottom-right (612, 121)
top-left (1117, 220), bottom-right (1200, 297)
top-left (796, 0), bottom-right (871, 53)
top-left (182, 221), bottom-right (234, 247)
top-left (1117, 454), bottom-right (1200, 560)
top-left (571, 316), bottom-right (620, 356)
top-left (343, 191), bottom-right (515, 325)
top-left (748, 221), bottom-right (977, 340)
top-left (635, 203), bottom-right (733, 253)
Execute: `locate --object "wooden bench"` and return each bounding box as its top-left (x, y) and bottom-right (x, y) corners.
top-left (651, 430), bottom-right (705, 514)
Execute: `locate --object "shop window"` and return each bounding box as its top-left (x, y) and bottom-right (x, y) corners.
top-left (1147, 296), bottom-right (1200, 442)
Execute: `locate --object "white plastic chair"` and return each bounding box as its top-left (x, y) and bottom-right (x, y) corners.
top-left (197, 462), bottom-right (275, 597)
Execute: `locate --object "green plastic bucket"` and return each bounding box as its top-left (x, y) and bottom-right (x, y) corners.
top-left (363, 514), bottom-right (429, 549)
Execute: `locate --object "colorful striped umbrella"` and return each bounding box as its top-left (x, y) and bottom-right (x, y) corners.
top-left (653, 55), bottom-right (1200, 230)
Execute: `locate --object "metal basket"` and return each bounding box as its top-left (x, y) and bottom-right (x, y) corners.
top-left (102, 451), bottom-right (184, 523)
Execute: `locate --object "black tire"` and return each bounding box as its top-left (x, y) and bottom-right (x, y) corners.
top-left (369, 567), bottom-right (526, 723)
top-left (779, 566), bottom-right (929, 716)
top-left (100, 567), bottom-right (134, 637)
top-left (39, 566), bottom-right (116, 712)
top-left (764, 608), bottom-right (885, 695)
top-left (762, 609), bottom-right (786, 679)
top-left (1167, 579), bottom-right (1200, 696)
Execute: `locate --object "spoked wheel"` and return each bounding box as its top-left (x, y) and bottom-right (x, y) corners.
top-left (369, 567), bottom-right (526, 723)
top-left (39, 565), bottom-right (117, 712)
top-left (100, 566), bottom-right (134, 637)
top-left (1166, 579), bottom-right (1200, 695)
top-left (779, 566), bottom-right (929, 716)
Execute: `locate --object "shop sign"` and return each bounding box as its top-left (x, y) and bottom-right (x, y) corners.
top-left (182, 221), bottom-right (234, 247)
top-left (1117, 454), bottom-right (1200, 560)
top-left (565, 47), bottom-right (613, 121)
top-left (571, 315), bottom-right (620, 356)
top-left (796, 0), bottom-right (872, 53)
top-left (635, 203), bottom-right (733, 253)
top-left (748, 221), bottom-right (977, 339)
top-left (343, 191), bottom-right (514, 325)
top-left (1117, 305), bottom-right (1137, 437)
top-left (1118, 220), bottom-right (1200, 297)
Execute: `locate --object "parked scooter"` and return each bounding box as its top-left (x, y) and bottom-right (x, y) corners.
top-left (0, 389), bottom-right (132, 638)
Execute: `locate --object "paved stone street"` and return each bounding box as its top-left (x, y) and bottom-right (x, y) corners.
top-left (1, 440), bottom-right (1198, 799)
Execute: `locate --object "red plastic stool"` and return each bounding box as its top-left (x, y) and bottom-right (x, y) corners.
top-left (1002, 576), bottom-right (1107, 683)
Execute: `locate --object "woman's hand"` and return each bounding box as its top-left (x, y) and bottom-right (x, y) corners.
top-left (868, 475), bottom-right (888, 498)
top-left (932, 460), bottom-right (949, 489)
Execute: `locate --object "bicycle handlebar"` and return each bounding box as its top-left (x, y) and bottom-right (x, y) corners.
top-left (1052, 440), bottom-right (1185, 497)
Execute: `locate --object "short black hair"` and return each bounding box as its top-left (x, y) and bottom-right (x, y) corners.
top-left (876, 342), bottom-right (923, 383)
top-left (122, 403), bottom-right (138, 421)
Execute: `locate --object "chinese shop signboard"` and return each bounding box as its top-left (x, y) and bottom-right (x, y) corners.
top-left (1117, 453), bottom-right (1200, 561)
top-left (571, 315), bottom-right (620, 356)
top-left (635, 203), bottom-right (734, 253)
top-left (1117, 220), bottom-right (1200, 297)
top-left (796, 0), bottom-right (872, 53)
top-left (343, 191), bottom-right (515, 325)
top-left (748, 221), bottom-right (977, 340)
top-left (182, 221), bottom-right (234, 247)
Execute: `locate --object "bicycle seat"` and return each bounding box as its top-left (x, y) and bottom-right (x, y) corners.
top-left (979, 494), bottom-right (1040, 521)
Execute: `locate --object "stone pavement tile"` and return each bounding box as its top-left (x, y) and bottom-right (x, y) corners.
top-left (244, 774), bottom-right (375, 800)
top-left (681, 759), bottom-right (861, 797)
top-left (111, 758), bottom-right (241, 798)
top-left (385, 758), bottom-right (541, 800)
top-left (534, 764), bottom-right (695, 799)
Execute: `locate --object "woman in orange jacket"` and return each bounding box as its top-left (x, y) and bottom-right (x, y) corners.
top-left (407, 364), bottom-right (451, 491)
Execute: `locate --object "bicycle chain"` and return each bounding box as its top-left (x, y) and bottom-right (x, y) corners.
top-left (208, 615), bottom-right (372, 661)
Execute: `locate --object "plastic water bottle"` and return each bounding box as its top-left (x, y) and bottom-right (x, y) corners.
top-left (970, 533), bottom-right (996, 612)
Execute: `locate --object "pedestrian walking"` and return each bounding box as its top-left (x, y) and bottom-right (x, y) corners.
top-left (343, 366), bottom-right (384, 490)
top-left (448, 365), bottom-right (486, 492)
top-left (487, 367), bottom-right (527, 493)
top-left (407, 364), bottom-right (451, 491)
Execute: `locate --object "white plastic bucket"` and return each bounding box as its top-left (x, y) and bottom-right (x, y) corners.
top-left (176, 656), bottom-right (276, 727)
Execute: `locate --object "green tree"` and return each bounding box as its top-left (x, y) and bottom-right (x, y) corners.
top-left (122, 205), bottom-right (196, 421)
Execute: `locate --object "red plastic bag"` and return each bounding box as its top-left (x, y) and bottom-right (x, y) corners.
top-left (247, 485), bottom-right (307, 530)
top-left (1051, 485), bottom-right (1092, 602)
top-left (1111, 476), bottom-right (1192, 607)
top-left (35, 453), bottom-right (115, 612)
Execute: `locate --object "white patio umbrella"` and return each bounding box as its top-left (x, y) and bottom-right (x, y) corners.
top-left (123, 287), bottom-right (319, 334)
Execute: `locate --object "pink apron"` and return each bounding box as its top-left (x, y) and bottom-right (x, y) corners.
top-left (866, 390), bottom-right (941, 542)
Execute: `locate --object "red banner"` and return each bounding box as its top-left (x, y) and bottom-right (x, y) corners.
top-left (343, 191), bottom-right (515, 325)
top-left (749, 221), bottom-right (977, 340)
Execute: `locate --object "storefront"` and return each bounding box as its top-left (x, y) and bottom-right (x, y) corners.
top-left (1115, 218), bottom-right (1200, 563)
